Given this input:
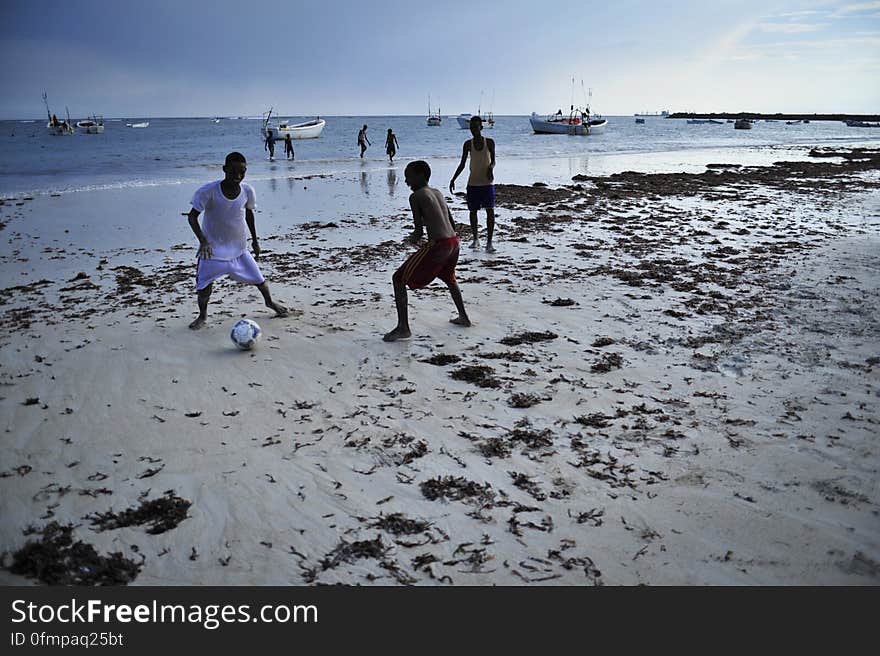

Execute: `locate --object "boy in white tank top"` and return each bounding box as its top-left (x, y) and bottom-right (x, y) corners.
top-left (449, 115), bottom-right (496, 252)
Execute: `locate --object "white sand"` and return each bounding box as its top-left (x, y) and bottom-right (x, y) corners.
top-left (1, 153), bottom-right (878, 585)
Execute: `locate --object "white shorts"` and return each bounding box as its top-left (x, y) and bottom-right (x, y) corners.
top-left (196, 252), bottom-right (265, 291)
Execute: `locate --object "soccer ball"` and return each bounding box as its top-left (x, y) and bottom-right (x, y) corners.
top-left (230, 319), bottom-right (262, 350)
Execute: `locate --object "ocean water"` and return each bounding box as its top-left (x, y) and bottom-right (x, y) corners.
top-left (1, 115), bottom-right (878, 197)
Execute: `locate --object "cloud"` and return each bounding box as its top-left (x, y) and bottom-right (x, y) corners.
top-left (833, 1), bottom-right (880, 16)
top-left (839, 1), bottom-right (880, 11)
top-left (758, 22), bottom-right (828, 33)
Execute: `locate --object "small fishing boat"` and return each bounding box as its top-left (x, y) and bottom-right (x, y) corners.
top-left (457, 112), bottom-right (494, 129)
top-left (734, 119), bottom-right (753, 130)
top-left (426, 96), bottom-right (441, 126)
top-left (844, 120), bottom-right (880, 128)
top-left (687, 119), bottom-right (724, 125)
top-left (785, 120), bottom-right (802, 125)
top-left (261, 109), bottom-right (325, 139)
top-left (42, 93), bottom-right (74, 136)
top-left (457, 91), bottom-right (495, 128)
top-left (77, 115), bottom-right (104, 134)
top-left (529, 108), bottom-right (607, 135)
top-left (635, 117), bottom-right (645, 124)
top-left (126, 122), bottom-right (149, 128)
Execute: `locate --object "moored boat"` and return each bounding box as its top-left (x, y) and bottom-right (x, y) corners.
top-left (42, 93), bottom-right (74, 135)
top-left (734, 119), bottom-right (753, 130)
top-left (529, 109), bottom-right (607, 135)
top-left (126, 122), bottom-right (149, 128)
top-left (77, 115), bottom-right (104, 134)
top-left (261, 109), bottom-right (325, 139)
top-left (456, 112), bottom-right (494, 129)
top-left (687, 119), bottom-right (724, 124)
top-left (426, 96), bottom-right (442, 126)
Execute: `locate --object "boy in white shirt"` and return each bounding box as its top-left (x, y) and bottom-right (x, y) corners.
top-left (185, 152), bottom-right (288, 329)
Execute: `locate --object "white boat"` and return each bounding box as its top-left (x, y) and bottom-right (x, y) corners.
top-left (529, 110), bottom-right (607, 135)
top-left (687, 119), bottom-right (724, 125)
top-left (47, 119), bottom-right (74, 136)
top-left (426, 96), bottom-right (441, 126)
top-left (42, 93), bottom-right (74, 136)
top-left (261, 109), bottom-right (325, 139)
top-left (456, 113), bottom-right (494, 129)
top-left (126, 122), bottom-right (149, 128)
top-left (77, 115), bottom-right (104, 134)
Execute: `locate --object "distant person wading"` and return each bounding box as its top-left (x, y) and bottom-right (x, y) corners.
top-left (358, 124), bottom-right (371, 158)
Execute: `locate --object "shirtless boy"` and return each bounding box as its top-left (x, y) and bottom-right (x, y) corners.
top-left (383, 160), bottom-right (470, 342)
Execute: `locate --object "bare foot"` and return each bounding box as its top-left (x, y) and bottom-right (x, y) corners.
top-left (469, 240), bottom-right (480, 250)
top-left (383, 327), bottom-right (412, 342)
top-left (485, 243), bottom-right (496, 253)
top-left (450, 316), bottom-right (471, 327)
top-left (270, 303), bottom-right (290, 318)
top-left (189, 317), bottom-right (207, 330)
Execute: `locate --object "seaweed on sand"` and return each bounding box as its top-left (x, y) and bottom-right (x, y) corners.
top-left (450, 365), bottom-right (502, 388)
top-left (87, 492), bottom-right (191, 535)
top-left (500, 331), bottom-right (558, 346)
top-left (6, 522), bottom-right (141, 585)
top-left (420, 476), bottom-right (496, 506)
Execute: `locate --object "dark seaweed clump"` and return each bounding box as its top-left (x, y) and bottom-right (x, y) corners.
top-left (500, 331), bottom-right (558, 346)
top-left (508, 392), bottom-right (542, 408)
top-left (320, 537), bottom-right (389, 570)
top-left (591, 353), bottom-right (624, 373)
top-left (6, 522), bottom-right (141, 585)
top-left (368, 513), bottom-right (432, 535)
top-left (420, 476), bottom-right (495, 505)
top-left (450, 365), bottom-right (502, 388)
top-left (421, 353), bottom-right (462, 366)
top-left (87, 492), bottom-right (191, 535)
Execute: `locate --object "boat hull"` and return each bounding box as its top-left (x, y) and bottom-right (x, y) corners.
top-left (77, 122), bottom-right (104, 134)
top-left (529, 114), bottom-right (607, 135)
top-left (263, 119), bottom-right (326, 140)
top-left (456, 114), bottom-right (494, 129)
top-left (426, 116), bottom-right (441, 126)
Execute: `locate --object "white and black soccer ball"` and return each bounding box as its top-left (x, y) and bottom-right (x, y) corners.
top-left (230, 319), bottom-right (262, 350)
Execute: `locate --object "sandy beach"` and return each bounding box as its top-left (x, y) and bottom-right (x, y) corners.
top-left (1, 146), bottom-right (878, 585)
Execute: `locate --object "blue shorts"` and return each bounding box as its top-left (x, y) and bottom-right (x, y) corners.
top-left (466, 185), bottom-right (495, 211)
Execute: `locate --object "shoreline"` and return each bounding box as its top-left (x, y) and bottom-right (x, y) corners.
top-left (3, 137), bottom-right (880, 200)
top-left (1, 146), bottom-right (878, 585)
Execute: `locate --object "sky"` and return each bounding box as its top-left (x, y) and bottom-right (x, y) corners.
top-left (1, 0), bottom-right (878, 118)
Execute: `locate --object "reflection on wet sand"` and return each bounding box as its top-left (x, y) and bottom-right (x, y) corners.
top-left (387, 168), bottom-right (397, 197)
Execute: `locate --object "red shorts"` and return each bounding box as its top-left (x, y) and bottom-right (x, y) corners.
top-left (396, 236), bottom-right (460, 290)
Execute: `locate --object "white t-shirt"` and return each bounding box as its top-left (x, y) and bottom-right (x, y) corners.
top-left (190, 181), bottom-right (256, 260)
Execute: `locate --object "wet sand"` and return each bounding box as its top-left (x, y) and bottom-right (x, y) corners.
top-left (1, 147), bottom-right (878, 585)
